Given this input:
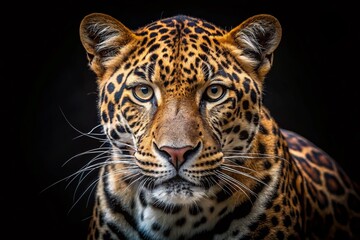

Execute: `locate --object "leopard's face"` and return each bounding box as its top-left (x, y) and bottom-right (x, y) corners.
top-left (80, 14), bottom-right (281, 205)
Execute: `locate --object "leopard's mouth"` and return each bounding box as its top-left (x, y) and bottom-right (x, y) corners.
top-left (148, 176), bottom-right (208, 204)
top-left (154, 175), bottom-right (198, 195)
top-left (161, 175), bottom-right (196, 186)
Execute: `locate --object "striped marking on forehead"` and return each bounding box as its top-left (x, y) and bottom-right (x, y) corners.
top-left (129, 58), bottom-right (218, 96)
top-left (110, 16), bottom-right (240, 95)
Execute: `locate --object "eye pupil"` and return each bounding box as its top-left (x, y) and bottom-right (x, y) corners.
top-left (141, 87), bottom-right (149, 95)
top-left (210, 86), bottom-right (218, 94)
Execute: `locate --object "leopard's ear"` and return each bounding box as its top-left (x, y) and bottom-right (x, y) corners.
top-left (80, 13), bottom-right (136, 77)
top-left (220, 14), bottom-right (282, 81)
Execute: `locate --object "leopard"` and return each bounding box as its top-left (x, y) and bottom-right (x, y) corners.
top-left (79, 12), bottom-right (360, 240)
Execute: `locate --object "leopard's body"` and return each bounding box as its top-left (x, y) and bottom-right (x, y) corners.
top-left (79, 13), bottom-right (360, 240)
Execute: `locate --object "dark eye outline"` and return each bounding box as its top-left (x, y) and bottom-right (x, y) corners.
top-left (132, 84), bottom-right (154, 102)
top-left (204, 84), bottom-right (227, 102)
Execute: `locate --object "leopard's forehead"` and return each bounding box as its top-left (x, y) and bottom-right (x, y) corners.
top-left (122, 15), bottom-right (230, 95)
top-left (136, 15), bottom-right (226, 37)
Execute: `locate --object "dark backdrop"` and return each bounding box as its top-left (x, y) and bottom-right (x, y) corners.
top-left (11, 1), bottom-right (359, 239)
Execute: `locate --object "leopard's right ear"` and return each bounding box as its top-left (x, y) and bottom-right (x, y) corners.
top-left (80, 13), bottom-right (136, 77)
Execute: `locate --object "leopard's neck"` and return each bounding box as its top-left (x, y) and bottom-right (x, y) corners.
top-left (249, 107), bottom-right (304, 202)
top-left (247, 107), bottom-right (305, 233)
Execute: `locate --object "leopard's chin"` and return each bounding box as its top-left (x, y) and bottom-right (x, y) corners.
top-left (149, 178), bottom-right (207, 205)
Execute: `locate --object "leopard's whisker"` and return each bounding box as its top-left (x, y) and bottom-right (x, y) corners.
top-left (72, 166), bottom-right (100, 202)
top-left (62, 146), bottom-right (111, 167)
top-left (85, 181), bottom-right (98, 208)
top-left (68, 177), bottom-right (100, 214)
top-left (73, 124), bottom-right (106, 140)
top-left (67, 159), bottom-right (112, 192)
top-left (223, 153), bottom-right (290, 164)
top-left (215, 170), bottom-right (256, 204)
top-left (222, 161), bottom-right (257, 172)
top-left (120, 172), bottom-right (144, 192)
top-left (221, 166), bottom-right (268, 186)
top-left (61, 108), bottom-right (107, 142)
top-left (215, 171), bottom-right (253, 204)
top-left (72, 160), bottom-right (138, 191)
top-left (41, 159), bottom-right (107, 194)
top-left (114, 143), bottom-right (137, 150)
top-left (45, 156), bottom-right (137, 194)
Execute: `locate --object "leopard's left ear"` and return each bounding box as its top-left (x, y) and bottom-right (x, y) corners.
top-left (220, 14), bottom-right (282, 81)
top-left (80, 13), bottom-right (136, 78)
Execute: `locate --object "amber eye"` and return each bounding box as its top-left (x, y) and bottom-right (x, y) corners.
top-left (133, 84), bottom-right (154, 102)
top-left (205, 84), bottom-right (226, 101)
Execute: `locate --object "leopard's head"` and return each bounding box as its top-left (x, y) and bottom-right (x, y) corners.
top-left (80, 13), bottom-right (281, 205)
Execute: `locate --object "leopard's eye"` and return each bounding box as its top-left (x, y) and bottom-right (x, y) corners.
top-left (204, 84), bottom-right (226, 101)
top-left (133, 84), bottom-right (154, 102)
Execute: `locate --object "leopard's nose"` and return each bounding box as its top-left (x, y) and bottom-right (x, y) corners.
top-left (153, 142), bottom-right (202, 170)
top-left (160, 146), bottom-right (194, 169)
top-left (155, 142), bottom-right (202, 170)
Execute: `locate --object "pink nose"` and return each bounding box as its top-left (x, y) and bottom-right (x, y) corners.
top-left (160, 146), bottom-right (194, 169)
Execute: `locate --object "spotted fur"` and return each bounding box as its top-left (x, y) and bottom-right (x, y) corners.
top-left (79, 13), bottom-right (360, 240)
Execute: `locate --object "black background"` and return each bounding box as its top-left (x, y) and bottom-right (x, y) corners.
top-left (10, 1), bottom-right (359, 239)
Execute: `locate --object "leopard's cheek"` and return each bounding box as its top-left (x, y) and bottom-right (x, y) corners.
top-left (120, 104), bottom-right (152, 142)
top-left (208, 87), bottom-right (261, 153)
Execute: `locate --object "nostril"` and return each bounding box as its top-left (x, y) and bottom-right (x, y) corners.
top-left (183, 142), bottom-right (201, 162)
